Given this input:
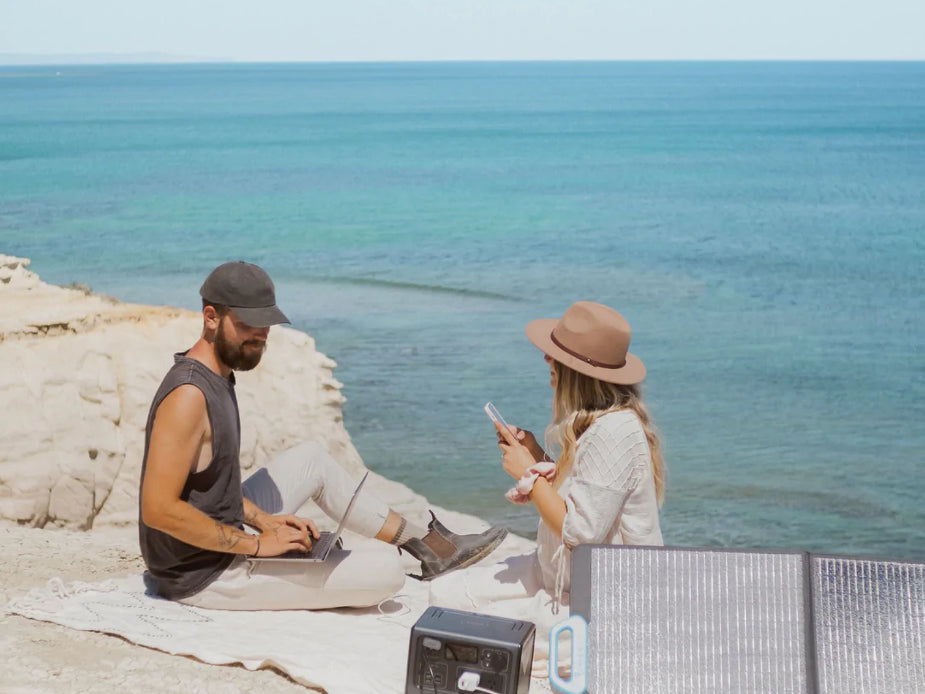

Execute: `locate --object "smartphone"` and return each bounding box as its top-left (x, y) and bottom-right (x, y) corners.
top-left (484, 401), bottom-right (514, 436)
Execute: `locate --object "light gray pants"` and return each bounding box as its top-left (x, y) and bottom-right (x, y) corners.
top-left (180, 441), bottom-right (405, 610)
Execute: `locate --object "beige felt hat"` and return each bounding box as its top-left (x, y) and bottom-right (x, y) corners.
top-left (525, 301), bottom-right (646, 385)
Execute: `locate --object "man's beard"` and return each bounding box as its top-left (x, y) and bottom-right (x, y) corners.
top-left (215, 320), bottom-right (266, 371)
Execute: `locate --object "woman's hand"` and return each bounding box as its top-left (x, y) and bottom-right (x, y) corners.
top-left (495, 422), bottom-right (538, 480)
top-left (512, 428), bottom-right (548, 463)
top-left (494, 423), bottom-right (548, 463)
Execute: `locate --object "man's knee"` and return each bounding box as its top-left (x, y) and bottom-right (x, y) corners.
top-left (267, 440), bottom-right (340, 481)
top-left (250, 440), bottom-right (341, 512)
top-left (277, 439), bottom-right (335, 464)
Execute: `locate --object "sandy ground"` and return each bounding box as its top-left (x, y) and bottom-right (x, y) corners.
top-left (0, 525), bottom-right (321, 694)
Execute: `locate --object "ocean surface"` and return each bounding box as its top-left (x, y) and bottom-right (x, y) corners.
top-left (2, 61), bottom-right (923, 559)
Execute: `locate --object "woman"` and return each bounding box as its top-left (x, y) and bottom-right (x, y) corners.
top-left (429, 301), bottom-right (665, 673)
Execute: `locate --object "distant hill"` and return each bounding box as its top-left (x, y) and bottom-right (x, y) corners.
top-left (0, 53), bottom-right (229, 66)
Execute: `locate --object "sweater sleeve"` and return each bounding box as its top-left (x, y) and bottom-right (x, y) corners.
top-left (560, 411), bottom-right (650, 548)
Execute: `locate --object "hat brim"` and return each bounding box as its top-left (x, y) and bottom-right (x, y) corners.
top-left (228, 304), bottom-right (290, 328)
top-left (525, 318), bottom-right (646, 385)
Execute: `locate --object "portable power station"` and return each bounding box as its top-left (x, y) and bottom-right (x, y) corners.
top-left (405, 606), bottom-right (535, 694)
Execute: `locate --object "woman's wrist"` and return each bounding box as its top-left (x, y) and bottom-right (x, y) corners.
top-left (529, 476), bottom-right (567, 536)
top-left (528, 475), bottom-right (553, 500)
top-left (505, 461), bottom-right (557, 504)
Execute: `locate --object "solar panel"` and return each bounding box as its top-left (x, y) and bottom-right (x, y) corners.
top-left (569, 545), bottom-right (925, 694)
top-left (812, 556), bottom-right (925, 694)
top-left (571, 545), bottom-right (811, 693)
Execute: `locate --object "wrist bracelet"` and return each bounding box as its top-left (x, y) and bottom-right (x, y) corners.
top-left (251, 536), bottom-right (261, 557)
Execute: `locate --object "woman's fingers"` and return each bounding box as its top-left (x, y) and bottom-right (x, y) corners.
top-left (494, 420), bottom-right (518, 445)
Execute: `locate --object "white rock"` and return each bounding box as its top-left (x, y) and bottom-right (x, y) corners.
top-left (0, 254), bottom-right (40, 288)
top-left (0, 256), bottom-right (365, 529)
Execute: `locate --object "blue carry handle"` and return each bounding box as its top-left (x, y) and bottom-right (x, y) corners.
top-left (548, 614), bottom-right (588, 694)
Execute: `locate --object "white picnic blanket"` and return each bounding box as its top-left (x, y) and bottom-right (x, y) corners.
top-left (7, 574), bottom-right (425, 694)
top-left (6, 574), bottom-right (554, 694)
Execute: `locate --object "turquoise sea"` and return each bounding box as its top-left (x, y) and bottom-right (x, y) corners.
top-left (2, 62), bottom-right (923, 558)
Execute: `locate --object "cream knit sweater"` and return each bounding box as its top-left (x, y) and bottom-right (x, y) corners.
top-left (536, 408), bottom-right (664, 595)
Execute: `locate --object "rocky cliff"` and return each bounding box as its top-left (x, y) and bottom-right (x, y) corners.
top-left (0, 254), bottom-right (366, 529)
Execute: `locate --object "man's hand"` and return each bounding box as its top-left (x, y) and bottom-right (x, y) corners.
top-left (253, 515), bottom-right (320, 557)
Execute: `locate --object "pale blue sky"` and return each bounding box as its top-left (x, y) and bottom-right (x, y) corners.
top-left (1, 0), bottom-right (923, 62)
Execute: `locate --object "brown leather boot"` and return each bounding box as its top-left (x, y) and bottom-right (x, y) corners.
top-left (400, 511), bottom-right (508, 581)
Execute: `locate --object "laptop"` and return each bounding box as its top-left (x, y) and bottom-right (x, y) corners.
top-left (250, 471), bottom-right (369, 563)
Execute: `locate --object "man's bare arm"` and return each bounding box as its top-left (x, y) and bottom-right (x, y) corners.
top-left (140, 385), bottom-right (260, 555)
top-left (141, 385), bottom-right (314, 557)
top-left (242, 497), bottom-right (265, 529)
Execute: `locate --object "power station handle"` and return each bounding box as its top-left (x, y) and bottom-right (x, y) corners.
top-left (548, 615), bottom-right (588, 694)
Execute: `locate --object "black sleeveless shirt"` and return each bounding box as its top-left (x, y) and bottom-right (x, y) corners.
top-left (138, 353), bottom-right (244, 600)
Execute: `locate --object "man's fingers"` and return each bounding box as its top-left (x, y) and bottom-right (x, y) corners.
top-left (275, 524), bottom-right (312, 550)
top-left (282, 516), bottom-right (320, 541)
top-left (285, 515), bottom-right (311, 534)
top-left (288, 540), bottom-right (312, 553)
top-left (291, 531), bottom-right (312, 551)
top-left (282, 515), bottom-right (319, 539)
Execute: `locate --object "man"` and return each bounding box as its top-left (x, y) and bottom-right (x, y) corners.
top-left (139, 261), bottom-right (506, 610)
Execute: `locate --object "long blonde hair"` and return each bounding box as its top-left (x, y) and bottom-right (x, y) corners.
top-left (547, 360), bottom-right (666, 504)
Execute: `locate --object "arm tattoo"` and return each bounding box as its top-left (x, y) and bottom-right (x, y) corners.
top-left (244, 507), bottom-right (259, 526)
top-left (215, 522), bottom-right (249, 552)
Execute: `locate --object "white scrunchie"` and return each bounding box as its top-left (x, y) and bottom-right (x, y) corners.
top-left (505, 462), bottom-right (557, 504)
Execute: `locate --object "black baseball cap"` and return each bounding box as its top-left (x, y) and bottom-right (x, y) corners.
top-left (199, 261), bottom-right (290, 328)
